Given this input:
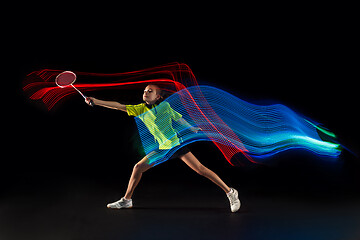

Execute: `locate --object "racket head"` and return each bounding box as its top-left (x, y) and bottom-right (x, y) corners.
top-left (55, 71), bottom-right (77, 88)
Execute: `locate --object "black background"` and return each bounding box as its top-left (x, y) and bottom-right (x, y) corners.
top-left (4, 5), bottom-right (360, 239)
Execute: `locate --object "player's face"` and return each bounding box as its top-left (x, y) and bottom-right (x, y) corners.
top-left (143, 85), bottom-right (161, 104)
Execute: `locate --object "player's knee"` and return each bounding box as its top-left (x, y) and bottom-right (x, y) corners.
top-left (134, 163), bottom-right (145, 172)
top-left (196, 165), bottom-right (208, 177)
top-left (134, 162), bottom-right (150, 173)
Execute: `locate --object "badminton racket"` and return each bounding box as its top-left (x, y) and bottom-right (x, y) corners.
top-left (55, 71), bottom-right (93, 106)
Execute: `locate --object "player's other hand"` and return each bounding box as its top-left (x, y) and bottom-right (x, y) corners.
top-left (190, 126), bottom-right (202, 133)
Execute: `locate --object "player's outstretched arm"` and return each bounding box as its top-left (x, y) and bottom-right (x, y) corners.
top-left (85, 97), bottom-right (127, 112)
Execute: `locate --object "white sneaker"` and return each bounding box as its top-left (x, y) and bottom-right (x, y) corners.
top-left (107, 197), bottom-right (133, 209)
top-left (226, 188), bottom-right (241, 212)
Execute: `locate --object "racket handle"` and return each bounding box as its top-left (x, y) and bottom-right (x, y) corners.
top-left (88, 99), bottom-right (94, 107)
top-left (85, 97), bottom-right (94, 107)
top-left (71, 84), bottom-right (94, 107)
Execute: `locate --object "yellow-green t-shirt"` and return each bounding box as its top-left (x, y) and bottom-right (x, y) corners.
top-left (126, 102), bottom-right (182, 149)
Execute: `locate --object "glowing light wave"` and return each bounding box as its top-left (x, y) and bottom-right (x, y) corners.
top-left (134, 86), bottom-right (341, 166)
top-left (23, 63), bottom-right (341, 165)
top-left (22, 63), bottom-right (248, 164)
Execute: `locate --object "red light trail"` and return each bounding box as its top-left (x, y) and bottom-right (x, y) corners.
top-left (23, 62), bottom-right (250, 165)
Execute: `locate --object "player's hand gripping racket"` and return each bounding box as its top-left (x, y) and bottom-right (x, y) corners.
top-left (55, 71), bottom-right (94, 106)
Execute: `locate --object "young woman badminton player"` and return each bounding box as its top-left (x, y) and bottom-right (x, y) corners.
top-left (85, 84), bottom-right (241, 212)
